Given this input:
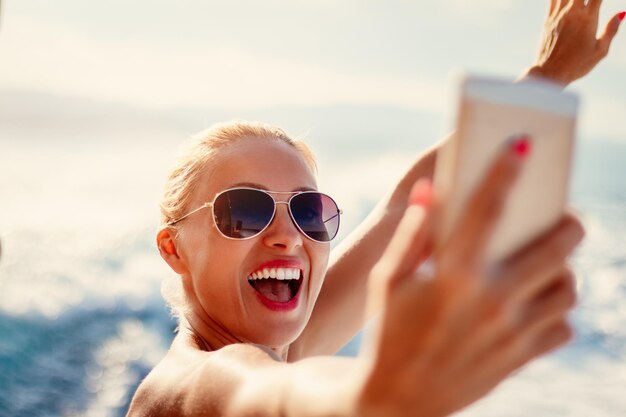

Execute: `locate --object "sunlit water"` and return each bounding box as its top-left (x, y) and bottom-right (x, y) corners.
top-left (1, 118), bottom-right (625, 416)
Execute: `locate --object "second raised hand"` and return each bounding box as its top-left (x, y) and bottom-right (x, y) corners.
top-left (526, 0), bottom-right (624, 86)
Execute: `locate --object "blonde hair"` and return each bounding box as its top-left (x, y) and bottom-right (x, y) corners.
top-left (159, 120), bottom-right (317, 319)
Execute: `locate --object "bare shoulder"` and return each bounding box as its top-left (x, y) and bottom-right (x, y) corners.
top-left (126, 333), bottom-right (281, 417)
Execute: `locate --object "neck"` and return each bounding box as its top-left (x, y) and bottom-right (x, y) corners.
top-left (181, 307), bottom-right (291, 362)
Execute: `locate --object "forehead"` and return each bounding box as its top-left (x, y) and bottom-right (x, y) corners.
top-left (198, 138), bottom-right (318, 200)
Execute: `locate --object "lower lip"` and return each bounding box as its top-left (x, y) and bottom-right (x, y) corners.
top-left (252, 280), bottom-right (302, 312)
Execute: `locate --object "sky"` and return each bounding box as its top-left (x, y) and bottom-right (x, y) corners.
top-left (1, 0), bottom-right (626, 141)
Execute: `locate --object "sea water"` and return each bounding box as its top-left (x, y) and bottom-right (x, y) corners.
top-left (1, 116), bottom-right (625, 416)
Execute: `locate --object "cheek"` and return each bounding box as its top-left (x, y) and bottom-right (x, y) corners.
top-left (318, 246), bottom-right (331, 268)
top-left (188, 235), bottom-right (253, 289)
top-left (178, 228), bottom-right (220, 279)
top-left (179, 229), bottom-right (211, 269)
top-left (310, 244), bottom-right (330, 285)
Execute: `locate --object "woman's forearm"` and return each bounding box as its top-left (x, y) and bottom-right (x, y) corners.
top-left (289, 140), bottom-right (441, 359)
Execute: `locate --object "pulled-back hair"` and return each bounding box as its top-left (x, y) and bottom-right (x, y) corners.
top-left (160, 120), bottom-right (316, 227)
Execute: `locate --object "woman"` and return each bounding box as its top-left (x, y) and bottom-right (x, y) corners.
top-left (128, 2), bottom-right (623, 416)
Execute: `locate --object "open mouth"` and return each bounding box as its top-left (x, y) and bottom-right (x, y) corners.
top-left (248, 268), bottom-right (303, 304)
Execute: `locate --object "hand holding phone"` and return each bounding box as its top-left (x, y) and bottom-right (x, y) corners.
top-left (434, 75), bottom-right (579, 263)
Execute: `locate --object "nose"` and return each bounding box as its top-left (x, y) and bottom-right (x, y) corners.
top-left (262, 201), bottom-right (303, 251)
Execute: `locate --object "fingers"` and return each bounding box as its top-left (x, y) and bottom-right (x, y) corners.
top-left (455, 319), bottom-right (572, 399)
top-left (586, 0), bottom-right (602, 14)
top-left (374, 179), bottom-right (435, 290)
top-left (556, 0), bottom-right (573, 13)
top-left (527, 320), bottom-right (574, 358)
top-left (518, 269), bottom-right (577, 332)
top-left (504, 321), bottom-right (573, 377)
top-left (436, 263), bottom-right (577, 375)
top-left (550, 0), bottom-right (572, 15)
top-left (597, 12), bottom-right (624, 58)
top-left (463, 272), bottom-right (575, 384)
top-left (442, 138), bottom-right (527, 268)
top-left (510, 296), bottom-right (574, 369)
top-left (496, 213), bottom-right (584, 303)
top-left (548, 0), bottom-right (568, 18)
top-left (549, 0), bottom-right (560, 16)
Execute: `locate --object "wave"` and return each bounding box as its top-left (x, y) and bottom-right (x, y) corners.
top-left (0, 302), bottom-right (173, 417)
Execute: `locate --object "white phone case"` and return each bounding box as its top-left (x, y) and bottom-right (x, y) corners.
top-left (434, 74), bottom-right (579, 263)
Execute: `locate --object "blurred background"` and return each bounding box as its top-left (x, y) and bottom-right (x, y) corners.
top-left (1, 1), bottom-right (625, 416)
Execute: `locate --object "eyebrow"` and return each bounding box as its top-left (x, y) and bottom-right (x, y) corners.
top-left (229, 182), bottom-right (317, 192)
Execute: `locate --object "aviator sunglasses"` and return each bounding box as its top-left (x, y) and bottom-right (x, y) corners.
top-left (166, 187), bottom-right (342, 242)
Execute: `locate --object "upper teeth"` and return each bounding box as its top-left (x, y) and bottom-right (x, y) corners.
top-left (248, 268), bottom-right (301, 280)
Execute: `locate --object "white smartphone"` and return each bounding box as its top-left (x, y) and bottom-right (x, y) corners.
top-left (434, 74), bottom-right (579, 263)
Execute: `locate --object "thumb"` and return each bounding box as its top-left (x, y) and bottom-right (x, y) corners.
top-left (597, 12), bottom-right (625, 57)
top-left (365, 179), bottom-right (435, 318)
top-left (383, 178), bottom-right (436, 289)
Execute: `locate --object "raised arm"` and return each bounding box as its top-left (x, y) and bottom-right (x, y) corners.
top-left (290, 0), bottom-right (623, 359)
top-left (289, 141), bottom-right (440, 359)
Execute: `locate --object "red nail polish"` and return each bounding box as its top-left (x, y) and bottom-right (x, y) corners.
top-left (619, 11), bottom-right (626, 22)
top-left (510, 135), bottom-right (532, 159)
top-left (409, 179), bottom-right (434, 207)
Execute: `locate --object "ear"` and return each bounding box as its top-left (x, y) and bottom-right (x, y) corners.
top-left (157, 228), bottom-right (189, 275)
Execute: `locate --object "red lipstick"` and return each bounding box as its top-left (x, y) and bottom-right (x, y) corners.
top-left (248, 259), bottom-right (305, 312)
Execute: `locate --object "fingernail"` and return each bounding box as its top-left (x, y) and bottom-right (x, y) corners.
top-left (508, 135), bottom-right (532, 159)
top-left (619, 11), bottom-right (626, 22)
top-left (409, 178), bottom-right (434, 207)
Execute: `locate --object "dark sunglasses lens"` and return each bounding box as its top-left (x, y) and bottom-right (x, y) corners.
top-left (290, 193), bottom-right (340, 242)
top-left (213, 189), bottom-right (275, 238)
